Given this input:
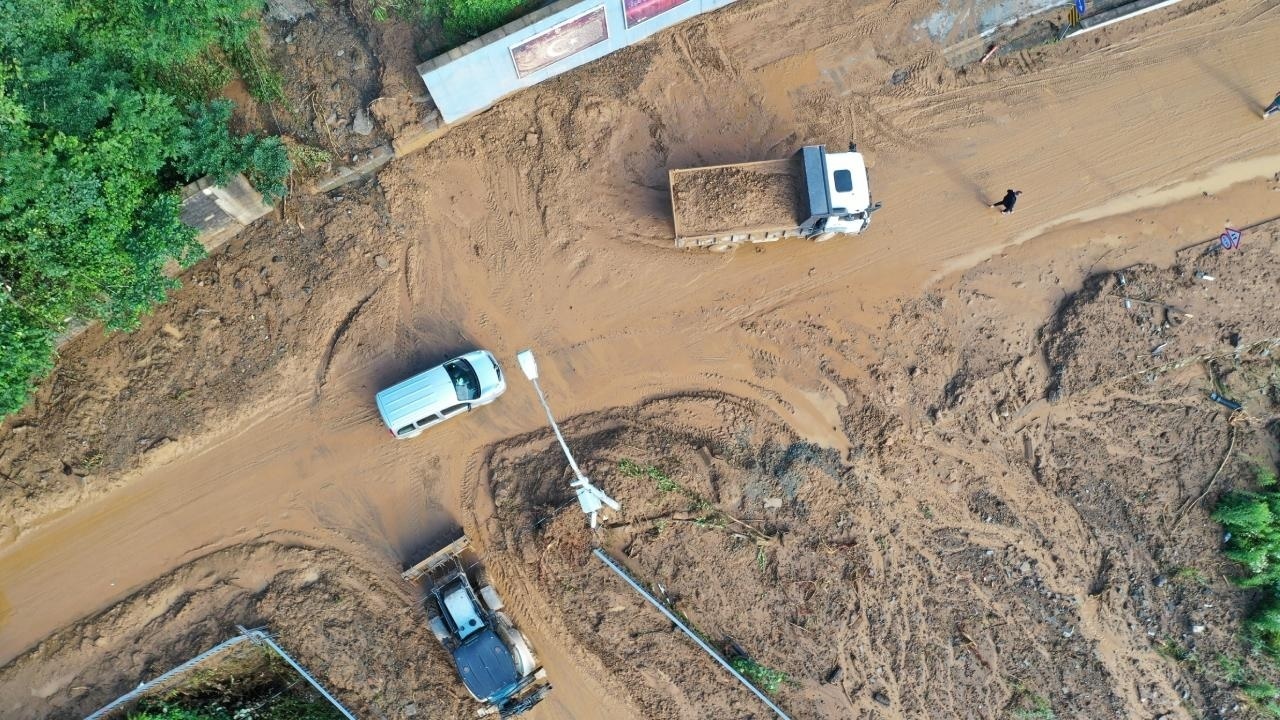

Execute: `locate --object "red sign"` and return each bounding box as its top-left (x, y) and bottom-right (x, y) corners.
top-left (623, 0), bottom-right (693, 27)
top-left (510, 6), bottom-right (610, 78)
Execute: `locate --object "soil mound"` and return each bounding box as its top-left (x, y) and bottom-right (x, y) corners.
top-left (672, 162), bottom-right (803, 236)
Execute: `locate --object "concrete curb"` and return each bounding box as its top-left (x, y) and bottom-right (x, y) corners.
top-left (1066, 0), bottom-right (1187, 37)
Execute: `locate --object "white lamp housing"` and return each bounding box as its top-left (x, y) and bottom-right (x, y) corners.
top-left (516, 349), bottom-right (539, 381)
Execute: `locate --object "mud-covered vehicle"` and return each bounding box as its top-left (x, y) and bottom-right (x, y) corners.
top-left (402, 536), bottom-right (550, 717)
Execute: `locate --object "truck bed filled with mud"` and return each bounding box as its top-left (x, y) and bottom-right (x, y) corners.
top-left (669, 158), bottom-right (805, 239)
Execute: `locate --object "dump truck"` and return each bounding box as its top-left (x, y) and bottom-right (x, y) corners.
top-left (403, 536), bottom-right (551, 717)
top-left (669, 144), bottom-right (881, 249)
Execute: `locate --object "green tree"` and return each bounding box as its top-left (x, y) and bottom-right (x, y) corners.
top-left (0, 0), bottom-right (288, 418)
top-left (440, 0), bottom-right (527, 42)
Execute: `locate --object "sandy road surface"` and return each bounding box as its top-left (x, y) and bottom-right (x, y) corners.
top-left (3, 0), bottom-right (1280, 717)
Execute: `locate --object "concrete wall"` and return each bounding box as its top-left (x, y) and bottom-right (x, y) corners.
top-left (178, 173), bottom-right (273, 251)
top-left (419, 0), bottom-right (741, 123)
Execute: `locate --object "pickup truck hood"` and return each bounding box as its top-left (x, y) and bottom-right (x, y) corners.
top-left (455, 628), bottom-right (521, 702)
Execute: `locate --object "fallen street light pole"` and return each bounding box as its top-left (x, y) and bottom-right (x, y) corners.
top-left (516, 349), bottom-right (620, 528)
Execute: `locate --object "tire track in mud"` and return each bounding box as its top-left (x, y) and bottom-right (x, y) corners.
top-left (314, 289), bottom-right (380, 402)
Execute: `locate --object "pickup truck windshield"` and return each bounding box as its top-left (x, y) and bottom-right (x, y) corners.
top-left (446, 359), bottom-right (481, 401)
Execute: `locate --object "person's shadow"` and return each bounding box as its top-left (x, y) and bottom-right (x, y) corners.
top-left (1189, 52), bottom-right (1263, 115)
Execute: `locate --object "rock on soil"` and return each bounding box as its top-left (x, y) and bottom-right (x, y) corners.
top-left (266, 0), bottom-right (315, 23)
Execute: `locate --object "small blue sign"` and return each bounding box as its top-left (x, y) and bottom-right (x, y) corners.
top-left (1221, 227), bottom-right (1242, 249)
top-left (1074, 0), bottom-right (1086, 14)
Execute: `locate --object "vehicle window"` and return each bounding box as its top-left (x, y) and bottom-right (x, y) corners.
top-left (833, 169), bottom-right (853, 193)
top-left (440, 403), bottom-right (468, 416)
top-left (397, 424), bottom-right (416, 436)
top-left (445, 359), bottom-right (481, 401)
top-left (415, 415), bottom-right (441, 428)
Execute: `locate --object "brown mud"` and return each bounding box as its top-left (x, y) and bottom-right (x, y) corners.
top-left (3, 0), bottom-right (1280, 718)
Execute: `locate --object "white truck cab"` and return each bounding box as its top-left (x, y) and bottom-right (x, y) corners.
top-left (819, 151), bottom-right (874, 236)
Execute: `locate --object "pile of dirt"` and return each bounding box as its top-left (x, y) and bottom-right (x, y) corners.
top-left (1043, 232), bottom-right (1280, 400)
top-left (261, 1), bottom-right (387, 156)
top-left (0, 541), bottom-right (467, 720)
top-left (671, 162), bottom-right (803, 236)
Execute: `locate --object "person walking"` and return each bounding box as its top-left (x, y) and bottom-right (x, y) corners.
top-left (991, 189), bottom-right (1022, 214)
top-left (1264, 92), bottom-right (1280, 119)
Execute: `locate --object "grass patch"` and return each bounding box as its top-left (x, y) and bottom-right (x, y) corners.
top-left (287, 144), bottom-right (334, 174)
top-left (729, 656), bottom-right (790, 695)
top-left (129, 645), bottom-right (342, 720)
top-left (1007, 680), bottom-right (1056, 720)
top-left (1172, 566), bottom-right (1209, 586)
top-left (618, 458), bottom-right (678, 492)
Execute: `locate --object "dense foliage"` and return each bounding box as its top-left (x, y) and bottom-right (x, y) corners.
top-left (1215, 466), bottom-right (1280, 655)
top-left (0, 0), bottom-right (290, 418)
top-left (371, 0), bottom-right (528, 44)
top-left (435, 0), bottom-right (528, 43)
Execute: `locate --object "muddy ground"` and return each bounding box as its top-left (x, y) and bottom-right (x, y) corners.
top-left (3, 0), bottom-right (1280, 718)
top-left (480, 237), bottom-right (1280, 719)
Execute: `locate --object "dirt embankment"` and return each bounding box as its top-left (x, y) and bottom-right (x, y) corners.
top-left (0, 540), bottom-right (467, 720)
top-left (0, 186), bottom-right (396, 542)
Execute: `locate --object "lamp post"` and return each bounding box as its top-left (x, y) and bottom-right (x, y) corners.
top-left (516, 350), bottom-right (620, 528)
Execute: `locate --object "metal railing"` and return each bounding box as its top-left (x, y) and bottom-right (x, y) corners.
top-left (84, 627), bottom-right (356, 720)
top-left (593, 548), bottom-right (794, 720)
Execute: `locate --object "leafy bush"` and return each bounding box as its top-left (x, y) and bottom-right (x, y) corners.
top-left (176, 101), bottom-right (290, 202)
top-left (427, 0), bottom-right (529, 43)
top-left (0, 0), bottom-right (287, 418)
top-left (1214, 481), bottom-right (1280, 655)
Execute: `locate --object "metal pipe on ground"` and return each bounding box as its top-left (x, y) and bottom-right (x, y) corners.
top-left (592, 548), bottom-right (794, 720)
top-left (249, 629), bottom-right (358, 720)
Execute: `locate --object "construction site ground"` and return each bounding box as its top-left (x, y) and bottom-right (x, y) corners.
top-left (3, 0), bottom-right (1280, 718)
